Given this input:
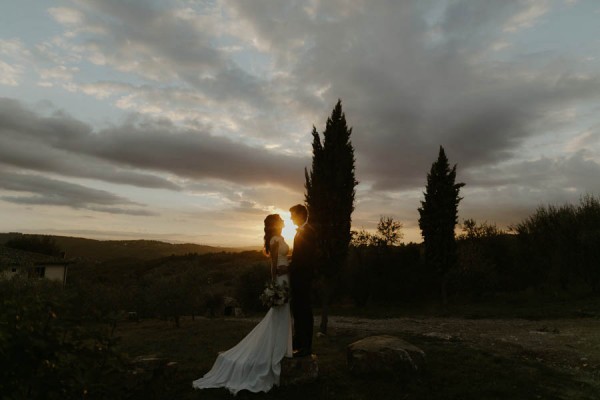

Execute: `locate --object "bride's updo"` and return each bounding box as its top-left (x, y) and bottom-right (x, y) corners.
top-left (264, 214), bottom-right (283, 254)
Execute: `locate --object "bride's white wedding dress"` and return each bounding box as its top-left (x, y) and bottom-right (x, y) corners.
top-left (192, 235), bottom-right (293, 395)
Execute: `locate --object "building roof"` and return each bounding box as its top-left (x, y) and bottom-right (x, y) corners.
top-left (0, 245), bottom-right (71, 267)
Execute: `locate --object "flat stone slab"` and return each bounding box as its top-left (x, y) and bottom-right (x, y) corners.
top-left (422, 332), bottom-right (454, 341)
top-left (347, 335), bottom-right (425, 375)
top-left (281, 354), bottom-right (318, 385)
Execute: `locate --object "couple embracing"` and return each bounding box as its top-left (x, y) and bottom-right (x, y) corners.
top-left (192, 204), bottom-right (316, 395)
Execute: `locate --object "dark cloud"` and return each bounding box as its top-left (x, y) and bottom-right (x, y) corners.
top-left (227, 0), bottom-right (600, 193)
top-left (0, 98), bottom-right (180, 190)
top-left (464, 151), bottom-right (600, 192)
top-left (0, 170), bottom-right (156, 216)
top-left (83, 122), bottom-right (307, 187)
top-left (0, 98), bottom-right (308, 190)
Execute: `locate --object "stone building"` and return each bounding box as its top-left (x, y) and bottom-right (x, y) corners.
top-left (0, 245), bottom-right (71, 285)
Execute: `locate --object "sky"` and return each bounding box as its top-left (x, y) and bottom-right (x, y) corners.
top-left (1, 0), bottom-right (600, 247)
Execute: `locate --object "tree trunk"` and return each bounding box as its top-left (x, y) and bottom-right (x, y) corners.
top-left (320, 303), bottom-right (329, 335)
top-left (440, 275), bottom-right (448, 308)
top-left (319, 279), bottom-right (332, 334)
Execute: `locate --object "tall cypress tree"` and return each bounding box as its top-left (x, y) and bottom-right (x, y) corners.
top-left (305, 99), bottom-right (357, 334)
top-left (418, 146), bottom-right (465, 305)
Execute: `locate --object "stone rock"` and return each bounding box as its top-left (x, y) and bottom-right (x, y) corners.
top-left (347, 335), bottom-right (425, 375)
top-left (129, 355), bottom-right (178, 378)
top-left (422, 332), bottom-right (453, 341)
top-left (281, 354), bottom-right (319, 385)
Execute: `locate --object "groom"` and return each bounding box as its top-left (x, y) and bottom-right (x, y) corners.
top-left (288, 204), bottom-right (316, 358)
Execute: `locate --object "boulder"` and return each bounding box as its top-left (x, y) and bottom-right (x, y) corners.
top-left (422, 332), bottom-right (453, 341)
top-left (347, 335), bottom-right (425, 375)
top-left (281, 354), bottom-right (319, 385)
top-left (129, 355), bottom-right (178, 379)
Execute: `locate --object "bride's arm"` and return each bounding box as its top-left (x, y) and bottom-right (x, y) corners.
top-left (270, 241), bottom-right (279, 281)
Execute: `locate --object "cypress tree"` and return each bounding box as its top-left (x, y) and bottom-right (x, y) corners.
top-left (305, 99), bottom-right (357, 333)
top-left (418, 146), bottom-right (465, 305)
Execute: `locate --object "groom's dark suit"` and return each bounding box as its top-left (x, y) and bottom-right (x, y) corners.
top-left (289, 222), bottom-right (316, 355)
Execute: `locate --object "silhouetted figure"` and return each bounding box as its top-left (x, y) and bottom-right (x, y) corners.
top-left (289, 204), bottom-right (316, 357)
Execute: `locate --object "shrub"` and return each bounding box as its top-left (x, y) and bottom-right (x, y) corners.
top-left (235, 262), bottom-right (270, 312)
top-left (514, 195), bottom-right (600, 293)
top-left (0, 276), bottom-right (127, 399)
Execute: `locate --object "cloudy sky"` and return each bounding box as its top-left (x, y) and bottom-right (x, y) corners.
top-left (1, 0), bottom-right (600, 246)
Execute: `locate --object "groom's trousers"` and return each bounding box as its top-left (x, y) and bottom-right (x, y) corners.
top-left (291, 286), bottom-right (313, 353)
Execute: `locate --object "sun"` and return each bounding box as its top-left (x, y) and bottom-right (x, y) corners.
top-left (278, 211), bottom-right (297, 246)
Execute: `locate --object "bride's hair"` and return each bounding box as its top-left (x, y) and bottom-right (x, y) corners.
top-left (263, 214), bottom-right (282, 254)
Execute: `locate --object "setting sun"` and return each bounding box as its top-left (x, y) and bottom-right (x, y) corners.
top-left (276, 210), bottom-right (297, 247)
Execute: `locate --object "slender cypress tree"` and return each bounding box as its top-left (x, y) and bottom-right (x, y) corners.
top-left (418, 146), bottom-right (464, 305)
top-left (305, 99), bottom-right (357, 334)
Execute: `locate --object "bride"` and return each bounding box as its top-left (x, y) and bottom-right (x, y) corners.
top-left (192, 214), bottom-right (293, 395)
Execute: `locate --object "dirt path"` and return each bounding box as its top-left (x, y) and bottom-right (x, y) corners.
top-left (321, 316), bottom-right (600, 374)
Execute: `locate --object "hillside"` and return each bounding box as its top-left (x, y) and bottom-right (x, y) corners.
top-left (0, 233), bottom-right (259, 262)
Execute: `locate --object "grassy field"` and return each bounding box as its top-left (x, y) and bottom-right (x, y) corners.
top-left (114, 312), bottom-right (600, 400)
top-left (326, 290), bottom-right (600, 320)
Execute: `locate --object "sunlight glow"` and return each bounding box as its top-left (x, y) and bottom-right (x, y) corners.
top-left (276, 210), bottom-right (297, 246)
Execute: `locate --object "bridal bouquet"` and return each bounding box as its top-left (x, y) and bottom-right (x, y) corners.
top-left (260, 280), bottom-right (290, 308)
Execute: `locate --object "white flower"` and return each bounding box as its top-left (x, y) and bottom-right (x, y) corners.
top-left (259, 280), bottom-right (290, 308)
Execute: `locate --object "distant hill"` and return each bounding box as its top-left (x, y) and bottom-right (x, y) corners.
top-left (0, 233), bottom-right (259, 262)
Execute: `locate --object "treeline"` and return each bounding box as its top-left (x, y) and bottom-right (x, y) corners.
top-left (514, 195), bottom-right (600, 294)
top-left (338, 195), bottom-right (600, 307)
top-left (0, 232), bottom-right (250, 261)
top-left (65, 251), bottom-right (270, 325)
top-left (4, 234), bottom-right (63, 257)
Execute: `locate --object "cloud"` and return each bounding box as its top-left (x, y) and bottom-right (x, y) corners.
top-left (81, 122), bottom-right (307, 187)
top-left (228, 0), bottom-right (600, 193)
top-left (47, 7), bottom-right (85, 26)
top-left (52, 0), bottom-right (268, 104)
top-left (0, 98), bottom-right (181, 190)
top-left (38, 65), bottom-right (79, 85)
top-left (565, 125), bottom-right (600, 153)
top-left (0, 60), bottom-right (21, 86)
top-left (503, 0), bottom-right (549, 33)
top-left (32, 0), bottom-right (600, 194)
top-left (0, 170), bottom-right (156, 216)
top-left (38, 3), bottom-right (600, 194)
top-left (465, 152), bottom-right (600, 192)
top-left (0, 98), bottom-right (308, 190)
top-left (40, 0), bottom-right (316, 144)
top-left (0, 38), bottom-right (31, 86)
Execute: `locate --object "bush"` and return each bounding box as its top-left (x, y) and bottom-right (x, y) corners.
top-left (343, 242), bottom-right (432, 306)
top-left (235, 262), bottom-right (270, 312)
top-left (514, 195), bottom-right (600, 293)
top-left (0, 276), bottom-right (127, 399)
top-left (5, 234), bottom-right (63, 257)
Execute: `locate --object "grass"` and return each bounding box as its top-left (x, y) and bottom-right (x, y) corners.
top-left (114, 315), bottom-right (600, 400)
top-left (326, 291), bottom-right (600, 320)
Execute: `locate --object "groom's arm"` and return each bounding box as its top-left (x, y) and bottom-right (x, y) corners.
top-left (290, 228), bottom-right (316, 280)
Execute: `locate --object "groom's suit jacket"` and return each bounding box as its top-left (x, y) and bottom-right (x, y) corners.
top-left (289, 223), bottom-right (317, 290)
